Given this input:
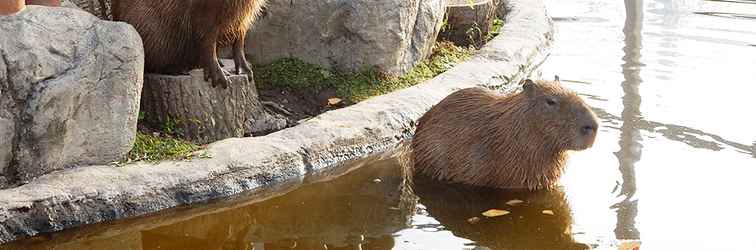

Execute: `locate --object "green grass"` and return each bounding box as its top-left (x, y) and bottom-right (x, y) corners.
top-left (125, 132), bottom-right (201, 163)
top-left (487, 18), bottom-right (505, 41)
top-left (254, 41), bottom-right (475, 103)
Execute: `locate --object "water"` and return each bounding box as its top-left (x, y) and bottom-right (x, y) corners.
top-left (5, 0), bottom-right (756, 249)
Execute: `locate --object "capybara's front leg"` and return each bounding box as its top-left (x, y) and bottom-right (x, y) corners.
top-left (200, 34), bottom-right (230, 89)
top-left (233, 33), bottom-right (253, 82)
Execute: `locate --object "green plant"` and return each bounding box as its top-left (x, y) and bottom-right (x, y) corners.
top-left (486, 18), bottom-right (504, 41)
top-left (254, 40), bottom-right (475, 103)
top-left (124, 132), bottom-right (201, 163)
top-left (467, 0), bottom-right (476, 9)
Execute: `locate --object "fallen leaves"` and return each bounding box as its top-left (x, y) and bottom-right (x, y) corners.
top-left (482, 209), bottom-right (511, 217)
top-left (469, 198), bottom-right (556, 224)
top-left (505, 199), bottom-right (524, 206)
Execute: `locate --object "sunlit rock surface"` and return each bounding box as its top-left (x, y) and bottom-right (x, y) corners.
top-left (246, 0), bottom-right (446, 75)
top-left (0, 6), bottom-right (143, 186)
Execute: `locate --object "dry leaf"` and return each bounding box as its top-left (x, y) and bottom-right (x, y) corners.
top-left (482, 209), bottom-right (510, 217)
top-left (541, 210), bottom-right (554, 215)
top-left (467, 217), bottom-right (481, 224)
top-left (327, 98), bottom-right (342, 106)
top-left (506, 199), bottom-right (524, 206)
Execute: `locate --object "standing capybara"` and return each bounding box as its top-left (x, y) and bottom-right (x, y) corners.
top-left (411, 79), bottom-right (599, 190)
top-left (109, 0), bottom-right (266, 88)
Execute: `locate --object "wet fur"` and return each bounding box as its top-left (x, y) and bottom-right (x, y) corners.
top-left (411, 80), bottom-right (598, 190)
top-left (110, 0), bottom-right (266, 87)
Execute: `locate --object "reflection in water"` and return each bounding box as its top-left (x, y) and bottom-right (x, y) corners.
top-left (6, 153), bottom-right (597, 250)
top-left (703, 0), bottom-right (756, 5)
top-left (694, 11), bottom-right (756, 19)
top-left (593, 108), bottom-right (756, 157)
top-left (7, 156), bottom-right (416, 250)
top-left (613, 0), bottom-right (644, 241)
top-left (413, 177), bottom-right (590, 250)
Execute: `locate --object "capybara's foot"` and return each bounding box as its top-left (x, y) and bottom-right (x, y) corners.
top-left (235, 60), bottom-right (253, 82)
top-left (233, 38), bottom-right (253, 82)
top-left (204, 63), bottom-right (230, 89)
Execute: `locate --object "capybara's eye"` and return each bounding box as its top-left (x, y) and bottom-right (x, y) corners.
top-left (546, 98), bottom-right (557, 106)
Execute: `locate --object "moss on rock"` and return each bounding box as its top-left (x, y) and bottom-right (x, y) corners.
top-left (255, 41), bottom-right (475, 103)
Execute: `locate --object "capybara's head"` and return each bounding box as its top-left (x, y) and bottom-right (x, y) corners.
top-left (520, 78), bottom-right (599, 151)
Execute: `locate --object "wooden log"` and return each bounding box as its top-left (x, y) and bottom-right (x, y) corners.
top-left (443, 0), bottom-right (496, 47)
top-left (140, 61), bottom-right (286, 144)
top-left (493, 0), bottom-right (508, 19)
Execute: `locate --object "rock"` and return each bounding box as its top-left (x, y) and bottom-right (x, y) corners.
top-left (140, 61), bottom-right (287, 145)
top-left (443, 0), bottom-right (497, 47)
top-left (246, 0), bottom-right (445, 76)
top-left (0, 6), bottom-right (144, 186)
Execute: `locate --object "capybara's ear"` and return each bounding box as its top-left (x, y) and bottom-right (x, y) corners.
top-left (522, 79), bottom-right (536, 94)
top-left (554, 75), bottom-right (561, 82)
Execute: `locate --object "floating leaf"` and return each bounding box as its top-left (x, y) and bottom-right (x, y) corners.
top-left (467, 217), bottom-right (481, 224)
top-left (482, 209), bottom-right (510, 217)
top-left (506, 199), bottom-right (524, 206)
top-left (542, 210), bottom-right (555, 215)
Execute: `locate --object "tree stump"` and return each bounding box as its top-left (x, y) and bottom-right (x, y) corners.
top-left (493, 0), bottom-right (508, 19)
top-left (141, 60), bottom-right (286, 144)
top-left (442, 0), bottom-right (496, 47)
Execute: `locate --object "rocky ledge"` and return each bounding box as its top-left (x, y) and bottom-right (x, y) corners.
top-left (0, 0), bottom-right (554, 244)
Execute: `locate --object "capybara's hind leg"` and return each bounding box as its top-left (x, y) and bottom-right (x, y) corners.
top-left (232, 34), bottom-right (253, 82)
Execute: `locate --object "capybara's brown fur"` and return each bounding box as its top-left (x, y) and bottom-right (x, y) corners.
top-left (109, 0), bottom-right (266, 88)
top-left (411, 79), bottom-right (599, 190)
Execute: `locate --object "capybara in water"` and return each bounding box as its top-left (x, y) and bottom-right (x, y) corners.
top-left (109, 0), bottom-right (266, 88)
top-left (412, 79), bottom-right (599, 190)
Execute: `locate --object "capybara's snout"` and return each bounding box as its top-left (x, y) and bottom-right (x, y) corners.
top-left (572, 108), bottom-right (599, 150)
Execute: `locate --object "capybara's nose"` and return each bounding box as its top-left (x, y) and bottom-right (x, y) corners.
top-left (581, 124), bottom-right (597, 136)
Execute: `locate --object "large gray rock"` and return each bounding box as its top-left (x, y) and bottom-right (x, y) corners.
top-left (0, 6), bottom-right (144, 187)
top-left (246, 0), bottom-right (446, 75)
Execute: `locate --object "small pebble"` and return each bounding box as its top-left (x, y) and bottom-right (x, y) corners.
top-left (467, 217), bottom-right (481, 224)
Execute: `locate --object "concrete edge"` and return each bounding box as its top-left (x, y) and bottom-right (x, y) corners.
top-left (0, 0), bottom-right (554, 244)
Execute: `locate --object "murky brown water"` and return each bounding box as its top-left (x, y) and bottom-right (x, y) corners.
top-left (5, 0), bottom-right (756, 249)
